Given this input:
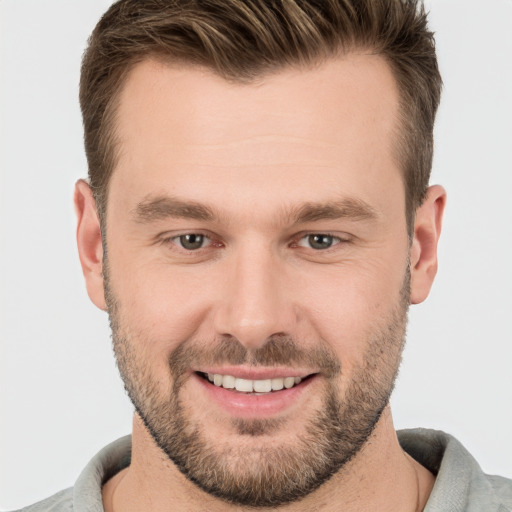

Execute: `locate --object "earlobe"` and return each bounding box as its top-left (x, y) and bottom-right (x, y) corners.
top-left (74, 179), bottom-right (107, 311)
top-left (410, 185), bottom-right (447, 305)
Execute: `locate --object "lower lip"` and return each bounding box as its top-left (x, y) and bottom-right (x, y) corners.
top-left (194, 373), bottom-right (317, 418)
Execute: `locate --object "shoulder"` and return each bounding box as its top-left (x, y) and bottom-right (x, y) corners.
top-left (10, 488), bottom-right (74, 512)
top-left (487, 474), bottom-right (512, 510)
top-left (398, 428), bottom-right (512, 512)
top-left (10, 436), bottom-right (131, 512)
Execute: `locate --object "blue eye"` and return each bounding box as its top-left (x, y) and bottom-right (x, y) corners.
top-left (298, 234), bottom-right (340, 250)
top-left (174, 234), bottom-right (210, 250)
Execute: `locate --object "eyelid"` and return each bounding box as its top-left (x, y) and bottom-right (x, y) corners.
top-left (173, 233), bottom-right (209, 247)
top-left (291, 231), bottom-right (353, 251)
top-left (158, 230), bottom-right (221, 251)
top-left (156, 230), bottom-right (352, 253)
top-left (297, 234), bottom-right (340, 246)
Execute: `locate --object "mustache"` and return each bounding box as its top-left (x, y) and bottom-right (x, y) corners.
top-left (168, 334), bottom-right (341, 379)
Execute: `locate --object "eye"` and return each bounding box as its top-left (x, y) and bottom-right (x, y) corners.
top-left (173, 233), bottom-right (210, 250)
top-left (297, 234), bottom-right (341, 250)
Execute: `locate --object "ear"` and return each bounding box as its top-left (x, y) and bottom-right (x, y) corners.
top-left (409, 185), bottom-right (446, 304)
top-left (74, 179), bottom-right (107, 311)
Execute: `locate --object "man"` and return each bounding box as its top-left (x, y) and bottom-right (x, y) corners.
top-left (12, 0), bottom-right (512, 511)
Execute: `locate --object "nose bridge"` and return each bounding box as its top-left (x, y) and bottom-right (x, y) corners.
top-left (214, 241), bottom-right (294, 349)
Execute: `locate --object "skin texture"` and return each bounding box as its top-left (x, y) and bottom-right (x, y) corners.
top-left (75, 54), bottom-right (445, 511)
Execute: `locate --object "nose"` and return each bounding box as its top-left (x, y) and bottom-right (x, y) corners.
top-left (213, 244), bottom-right (297, 351)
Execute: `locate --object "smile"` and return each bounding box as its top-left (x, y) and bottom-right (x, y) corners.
top-left (199, 372), bottom-right (303, 393)
top-left (194, 369), bottom-right (318, 417)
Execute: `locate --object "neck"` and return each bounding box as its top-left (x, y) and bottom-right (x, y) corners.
top-left (102, 408), bottom-right (435, 512)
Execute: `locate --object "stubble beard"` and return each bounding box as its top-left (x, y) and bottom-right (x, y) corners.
top-left (105, 263), bottom-right (410, 508)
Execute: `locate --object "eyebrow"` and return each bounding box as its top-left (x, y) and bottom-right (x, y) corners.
top-left (290, 198), bottom-right (378, 224)
top-left (132, 195), bottom-right (378, 225)
top-left (132, 196), bottom-right (215, 223)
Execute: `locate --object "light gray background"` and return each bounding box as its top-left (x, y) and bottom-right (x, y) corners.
top-left (1, 0), bottom-right (511, 509)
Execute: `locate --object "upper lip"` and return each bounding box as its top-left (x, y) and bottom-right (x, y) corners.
top-left (195, 367), bottom-right (316, 380)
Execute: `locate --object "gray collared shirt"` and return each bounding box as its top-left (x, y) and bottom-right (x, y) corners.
top-left (13, 429), bottom-right (512, 511)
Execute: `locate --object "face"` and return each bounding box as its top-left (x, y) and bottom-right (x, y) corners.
top-left (101, 55), bottom-right (412, 506)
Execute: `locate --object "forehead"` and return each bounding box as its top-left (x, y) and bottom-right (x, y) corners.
top-left (110, 55), bottom-right (402, 219)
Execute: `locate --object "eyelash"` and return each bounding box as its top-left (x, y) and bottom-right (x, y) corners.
top-left (162, 233), bottom-right (220, 252)
top-left (160, 232), bottom-right (350, 253)
top-left (293, 233), bottom-right (346, 251)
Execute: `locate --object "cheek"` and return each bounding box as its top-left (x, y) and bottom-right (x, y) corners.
top-left (107, 253), bottom-right (217, 354)
top-left (297, 260), bottom-right (407, 367)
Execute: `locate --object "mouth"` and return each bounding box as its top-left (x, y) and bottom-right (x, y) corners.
top-left (193, 367), bottom-right (319, 418)
top-left (196, 371), bottom-right (311, 394)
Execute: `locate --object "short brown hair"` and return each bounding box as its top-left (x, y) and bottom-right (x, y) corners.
top-left (80, 0), bottom-right (442, 230)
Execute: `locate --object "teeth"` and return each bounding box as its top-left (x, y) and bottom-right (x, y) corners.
top-left (235, 378), bottom-right (253, 392)
top-left (253, 379), bottom-right (272, 393)
top-left (271, 378), bottom-right (284, 391)
top-left (222, 375), bottom-right (235, 389)
top-left (205, 373), bottom-right (303, 393)
top-left (284, 377), bottom-right (295, 389)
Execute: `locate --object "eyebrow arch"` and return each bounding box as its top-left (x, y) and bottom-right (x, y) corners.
top-left (132, 196), bottom-right (215, 223)
top-left (132, 195), bottom-right (378, 226)
top-left (291, 198), bottom-right (379, 224)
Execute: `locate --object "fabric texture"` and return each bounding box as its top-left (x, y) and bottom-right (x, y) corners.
top-left (13, 428), bottom-right (512, 511)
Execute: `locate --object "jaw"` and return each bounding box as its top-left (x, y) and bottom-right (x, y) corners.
top-left (126, 401), bottom-right (402, 511)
